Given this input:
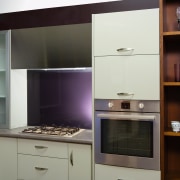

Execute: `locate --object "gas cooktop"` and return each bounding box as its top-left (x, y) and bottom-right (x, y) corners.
top-left (21, 125), bottom-right (83, 137)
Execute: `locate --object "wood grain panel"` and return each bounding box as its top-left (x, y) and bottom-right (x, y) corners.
top-left (0, 0), bottom-right (159, 30)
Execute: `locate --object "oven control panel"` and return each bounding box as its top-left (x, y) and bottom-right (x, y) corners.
top-left (121, 101), bottom-right (130, 109)
top-left (95, 99), bottom-right (160, 113)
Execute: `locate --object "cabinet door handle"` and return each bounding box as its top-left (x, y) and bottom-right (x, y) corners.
top-left (117, 48), bottom-right (134, 52)
top-left (35, 167), bottom-right (48, 171)
top-left (70, 151), bottom-right (73, 166)
top-left (117, 92), bottom-right (134, 96)
top-left (34, 145), bottom-right (48, 149)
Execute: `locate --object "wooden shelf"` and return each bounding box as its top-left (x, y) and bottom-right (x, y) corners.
top-left (164, 131), bottom-right (180, 136)
top-left (163, 82), bottom-right (180, 86)
top-left (163, 31), bottom-right (180, 36)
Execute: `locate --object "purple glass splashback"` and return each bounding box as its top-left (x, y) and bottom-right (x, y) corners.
top-left (27, 69), bottom-right (92, 129)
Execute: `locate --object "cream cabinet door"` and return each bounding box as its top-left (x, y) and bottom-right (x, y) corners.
top-left (69, 144), bottom-right (92, 180)
top-left (18, 154), bottom-right (68, 180)
top-left (0, 137), bottom-right (17, 180)
top-left (94, 55), bottom-right (159, 100)
top-left (93, 8), bottom-right (159, 56)
top-left (95, 164), bottom-right (160, 180)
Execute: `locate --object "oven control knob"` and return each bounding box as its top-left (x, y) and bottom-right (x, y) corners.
top-left (139, 103), bottom-right (144, 109)
top-left (108, 102), bottom-right (114, 108)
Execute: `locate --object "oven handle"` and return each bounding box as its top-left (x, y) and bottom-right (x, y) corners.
top-left (97, 114), bottom-right (155, 121)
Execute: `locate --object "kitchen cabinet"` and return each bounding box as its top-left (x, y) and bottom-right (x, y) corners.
top-left (17, 139), bottom-right (92, 180)
top-left (160, 0), bottom-right (180, 180)
top-left (0, 31), bottom-right (10, 128)
top-left (17, 139), bottom-right (69, 180)
top-left (18, 155), bottom-right (68, 180)
top-left (68, 143), bottom-right (92, 180)
top-left (95, 164), bottom-right (160, 180)
top-left (92, 8), bottom-right (160, 101)
top-left (94, 55), bottom-right (159, 100)
top-left (93, 8), bottom-right (159, 57)
top-left (0, 137), bottom-right (17, 180)
top-left (0, 30), bottom-right (27, 129)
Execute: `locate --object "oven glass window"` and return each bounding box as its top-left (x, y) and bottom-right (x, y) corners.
top-left (101, 119), bottom-right (153, 157)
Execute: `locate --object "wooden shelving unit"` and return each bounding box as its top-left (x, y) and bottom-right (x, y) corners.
top-left (160, 0), bottom-right (180, 180)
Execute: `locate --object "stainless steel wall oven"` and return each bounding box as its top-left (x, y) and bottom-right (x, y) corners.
top-left (94, 99), bottom-right (160, 170)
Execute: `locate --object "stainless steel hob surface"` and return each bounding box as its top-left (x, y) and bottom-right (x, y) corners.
top-left (21, 125), bottom-right (82, 137)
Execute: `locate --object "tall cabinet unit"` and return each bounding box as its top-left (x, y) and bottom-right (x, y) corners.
top-left (0, 30), bottom-right (27, 129)
top-left (0, 31), bottom-right (10, 128)
top-left (93, 8), bottom-right (160, 180)
top-left (160, 0), bottom-right (180, 180)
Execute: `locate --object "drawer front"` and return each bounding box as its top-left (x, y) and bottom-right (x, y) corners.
top-left (18, 154), bottom-right (68, 180)
top-left (18, 139), bottom-right (68, 158)
top-left (95, 164), bottom-right (161, 180)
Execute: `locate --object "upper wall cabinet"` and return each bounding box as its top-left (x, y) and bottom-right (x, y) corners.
top-left (92, 8), bottom-right (159, 56)
top-left (94, 55), bottom-right (159, 100)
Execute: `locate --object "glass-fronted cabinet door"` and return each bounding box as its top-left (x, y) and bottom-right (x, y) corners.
top-left (0, 31), bottom-right (10, 128)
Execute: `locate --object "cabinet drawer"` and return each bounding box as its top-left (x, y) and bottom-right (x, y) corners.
top-left (93, 8), bottom-right (159, 56)
top-left (18, 154), bottom-right (68, 180)
top-left (95, 164), bottom-right (160, 180)
top-left (18, 139), bottom-right (68, 158)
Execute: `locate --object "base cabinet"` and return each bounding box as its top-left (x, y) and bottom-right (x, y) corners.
top-left (17, 139), bottom-right (92, 180)
top-left (95, 164), bottom-right (161, 180)
top-left (18, 154), bottom-right (68, 180)
top-left (0, 137), bottom-right (17, 180)
top-left (17, 139), bottom-right (69, 180)
top-left (69, 144), bottom-right (92, 180)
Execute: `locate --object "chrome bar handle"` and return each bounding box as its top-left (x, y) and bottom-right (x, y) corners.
top-left (35, 167), bottom-right (48, 171)
top-left (117, 92), bottom-right (134, 96)
top-left (117, 48), bottom-right (134, 52)
top-left (34, 145), bottom-right (48, 149)
top-left (97, 113), bottom-right (155, 121)
top-left (70, 151), bottom-right (73, 166)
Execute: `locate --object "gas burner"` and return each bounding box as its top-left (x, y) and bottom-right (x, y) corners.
top-left (21, 125), bottom-right (82, 137)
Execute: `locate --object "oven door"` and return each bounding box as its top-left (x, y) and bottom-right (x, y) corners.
top-left (94, 111), bottom-right (160, 170)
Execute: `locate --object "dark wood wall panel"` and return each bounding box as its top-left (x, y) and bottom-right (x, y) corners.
top-left (0, 0), bottom-right (159, 30)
